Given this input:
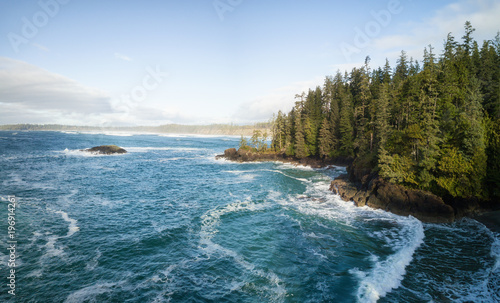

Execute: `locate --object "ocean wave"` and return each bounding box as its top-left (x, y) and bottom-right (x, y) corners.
top-left (352, 217), bottom-right (425, 302)
top-left (64, 282), bottom-right (118, 303)
top-left (265, 169), bottom-right (312, 184)
top-left (85, 248), bottom-right (102, 271)
top-left (278, 175), bottom-right (427, 302)
top-left (60, 148), bottom-right (108, 157)
top-left (55, 210), bottom-right (80, 238)
top-left (222, 170), bottom-right (260, 182)
top-left (199, 200), bottom-right (286, 301)
top-left (43, 235), bottom-right (65, 258)
top-left (59, 131), bottom-right (78, 135)
top-left (79, 131), bottom-right (135, 136)
top-left (124, 146), bottom-right (203, 152)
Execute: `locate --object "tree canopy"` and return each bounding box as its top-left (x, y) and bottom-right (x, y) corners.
top-left (270, 22), bottom-right (500, 201)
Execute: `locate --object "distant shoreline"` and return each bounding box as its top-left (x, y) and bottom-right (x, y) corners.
top-left (0, 123), bottom-right (271, 137)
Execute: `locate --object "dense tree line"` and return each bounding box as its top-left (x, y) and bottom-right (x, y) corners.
top-left (271, 22), bottom-right (500, 201)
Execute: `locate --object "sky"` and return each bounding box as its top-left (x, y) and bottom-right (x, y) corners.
top-left (0, 0), bottom-right (499, 126)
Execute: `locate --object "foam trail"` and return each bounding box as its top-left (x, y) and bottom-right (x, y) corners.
top-left (354, 217), bottom-right (425, 302)
top-left (199, 200), bottom-right (286, 300)
top-left (64, 282), bottom-right (117, 303)
top-left (263, 169), bottom-right (312, 183)
top-left (55, 210), bottom-right (80, 237)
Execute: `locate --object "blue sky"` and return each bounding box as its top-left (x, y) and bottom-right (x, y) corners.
top-left (1, 0), bottom-right (499, 126)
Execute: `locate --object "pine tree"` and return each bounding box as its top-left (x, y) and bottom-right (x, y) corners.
top-left (339, 90), bottom-right (355, 157)
top-left (374, 83), bottom-right (390, 153)
top-left (415, 45), bottom-right (441, 189)
top-left (293, 102), bottom-right (308, 158)
top-left (303, 116), bottom-right (317, 156)
top-left (318, 117), bottom-right (333, 158)
top-left (351, 64), bottom-right (371, 155)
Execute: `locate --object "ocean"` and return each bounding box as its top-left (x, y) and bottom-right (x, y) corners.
top-left (0, 131), bottom-right (498, 302)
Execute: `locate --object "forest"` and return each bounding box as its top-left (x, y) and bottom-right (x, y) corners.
top-left (270, 22), bottom-right (500, 202)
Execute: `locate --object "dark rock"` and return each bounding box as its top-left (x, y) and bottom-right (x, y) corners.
top-left (330, 174), bottom-right (360, 202)
top-left (216, 148), bottom-right (350, 168)
top-left (331, 175), bottom-right (455, 223)
top-left (82, 145), bottom-right (127, 155)
top-left (224, 148), bottom-right (237, 158)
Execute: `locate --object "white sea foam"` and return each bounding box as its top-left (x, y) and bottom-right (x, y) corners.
top-left (353, 217), bottom-right (425, 303)
top-left (274, 162), bottom-right (316, 171)
top-left (158, 157), bottom-right (194, 162)
top-left (124, 146), bottom-right (202, 152)
top-left (64, 282), bottom-right (117, 303)
top-left (61, 148), bottom-right (106, 157)
top-left (199, 200), bottom-right (286, 300)
top-left (44, 235), bottom-right (65, 258)
top-left (265, 169), bottom-right (312, 184)
top-left (26, 269), bottom-right (43, 278)
top-left (158, 134), bottom-right (188, 138)
top-left (85, 249), bottom-right (102, 271)
top-left (276, 172), bottom-right (426, 302)
top-left (80, 131), bottom-right (135, 136)
top-left (55, 210), bottom-right (80, 237)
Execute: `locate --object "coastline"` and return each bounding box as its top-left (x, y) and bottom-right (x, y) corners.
top-left (215, 147), bottom-right (352, 168)
top-left (217, 148), bottom-right (500, 224)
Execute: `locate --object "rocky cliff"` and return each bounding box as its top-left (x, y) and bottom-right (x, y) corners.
top-left (330, 174), bottom-right (455, 223)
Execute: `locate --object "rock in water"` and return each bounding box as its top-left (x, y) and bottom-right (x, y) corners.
top-left (82, 145), bottom-right (127, 155)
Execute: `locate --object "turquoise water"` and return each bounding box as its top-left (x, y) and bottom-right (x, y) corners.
top-left (0, 131), bottom-right (498, 302)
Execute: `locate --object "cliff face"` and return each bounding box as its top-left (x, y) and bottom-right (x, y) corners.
top-left (217, 148), bottom-right (496, 223)
top-left (329, 158), bottom-right (500, 222)
top-left (330, 174), bottom-right (455, 223)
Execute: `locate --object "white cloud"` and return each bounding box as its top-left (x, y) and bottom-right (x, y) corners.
top-left (0, 58), bottom-right (206, 126)
top-left (0, 57), bottom-right (114, 124)
top-left (114, 52), bottom-right (132, 62)
top-left (373, 0), bottom-right (500, 59)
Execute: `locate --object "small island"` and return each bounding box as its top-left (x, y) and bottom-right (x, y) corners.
top-left (81, 145), bottom-right (127, 155)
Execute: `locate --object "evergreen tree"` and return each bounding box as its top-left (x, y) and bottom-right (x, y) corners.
top-left (318, 117), bottom-right (333, 158)
top-left (267, 22), bottom-right (498, 202)
top-left (293, 102), bottom-right (308, 158)
top-left (303, 116), bottom-right (317, 156)
top-left (374, 83), bottom-right (390, 153)
top-left (339, 90), bottom-right (355, 157)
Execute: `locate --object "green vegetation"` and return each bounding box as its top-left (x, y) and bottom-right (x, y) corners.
top-left (271, 22), bottom-right (500, 202)
top-left (239, 130), bottom-right (269, 152)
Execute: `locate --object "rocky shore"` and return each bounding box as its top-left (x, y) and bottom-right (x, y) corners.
top-left (215, 147), bottom-right (351, 168)
top-left (330, 174), bottom-right (455, 223)
top-left (218, 147), bottom-right (499, 224)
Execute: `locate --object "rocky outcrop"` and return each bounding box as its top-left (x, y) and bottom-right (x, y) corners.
top-left (330, 175), bottom-right (455, 223)
top-left (218, 148), bottom-right (496, 223)
top-left (82, 145), bottom-right (127, 155)
top-left (216, 148), bottom-right (351, 168)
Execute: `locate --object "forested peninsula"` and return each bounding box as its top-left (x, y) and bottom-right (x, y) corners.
top-left (220, 22), bottom-right (500, 222)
